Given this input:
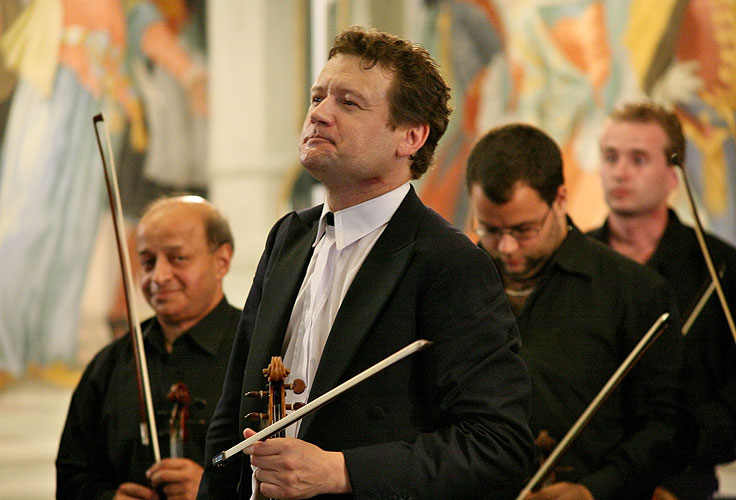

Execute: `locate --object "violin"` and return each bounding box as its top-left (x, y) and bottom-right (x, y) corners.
top-left (167, 382), bottom-right (191, 458)
top-left (246, 357), bottom-right (306, 434)
top-left (245, 357), bottom-right (306, 500)
top-left (213, 340), bottom-right (432, 466)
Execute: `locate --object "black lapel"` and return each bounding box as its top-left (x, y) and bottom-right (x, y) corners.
top-left (241, 207), bottom-right (321, 413)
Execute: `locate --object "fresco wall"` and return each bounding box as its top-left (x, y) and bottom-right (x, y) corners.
top-left (420, 0), bottom-right (736, 248)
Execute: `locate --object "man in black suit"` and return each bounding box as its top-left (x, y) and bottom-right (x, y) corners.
top-left (197, 26), bottom-right (534, 500)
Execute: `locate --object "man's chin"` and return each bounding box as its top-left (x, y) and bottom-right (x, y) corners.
top-left (500, 262), bottom-right (542, 283)
top-left (150, 299), bottom-right (182, 316)
top-left (500, 261), bottom-right (528, 278)
top-left (607, 200), bottom-right (640, 217)
top-left (505, 270), bottom-right (533, 282)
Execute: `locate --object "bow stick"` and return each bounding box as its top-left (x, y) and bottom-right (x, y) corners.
top-left (213, 339), bottom-right (432, 466)
top-left (515, 313), bottom-right (670, 499)
top-left (671, 154), bottom-right (736, 345)
top-left (681, 267), bottom-right (725, 336)
top-left (93, 113), bottom-right (161, 462)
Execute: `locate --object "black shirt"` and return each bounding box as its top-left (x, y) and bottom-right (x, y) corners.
top-left (56, 298), bottom-right (241, 500)
top-left (496, 221), bottom-right (689, 500)
top-left (590, 210), bottom-right (736, 468)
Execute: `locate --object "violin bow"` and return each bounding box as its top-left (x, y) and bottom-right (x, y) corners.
top-left (681, 266), bottom-right (725, 336)
top-left (515, 313), bottom-right (671, 499)
top-left (93, 114), bottom-right (161, 462)
top-left (670, 153), bottom-right (736, 345)
top-left (213, 339), bottom-right (432, 466)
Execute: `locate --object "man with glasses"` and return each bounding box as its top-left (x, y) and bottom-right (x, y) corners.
top-left (466, 123), bottom-right (691, 500)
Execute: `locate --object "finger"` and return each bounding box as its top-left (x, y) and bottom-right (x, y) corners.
top-left (148, 467), bottom-right (185, 487)
top-left (117, 482), bottom-right (157, 500)
top-left (161, 482), bottom-right (187, 496)
top-left (156, 457), bottom-right (189, 468)
top-left (147, 457), bottom-right (189, 476)
top-left (147, 459), bottom-right (202, 487)
top-left (253, 468), bottom-right (284, 500)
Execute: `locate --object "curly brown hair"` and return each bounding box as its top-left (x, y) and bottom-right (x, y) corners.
top-left (329, 26), bottom-right (452, 179)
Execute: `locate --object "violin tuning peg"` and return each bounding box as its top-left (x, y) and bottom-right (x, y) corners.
top-left (287, 379), bottom-right (306, 394)
top-left (245, 412), bottom-right (267, 421)
top-left (245, 390), bottom-right (268, 399)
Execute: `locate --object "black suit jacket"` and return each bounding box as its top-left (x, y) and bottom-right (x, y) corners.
top-left (198, 187), bottom-right (534, 500)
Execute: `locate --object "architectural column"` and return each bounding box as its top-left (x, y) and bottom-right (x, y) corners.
top-left (208, 0), bottom-right (305, 306)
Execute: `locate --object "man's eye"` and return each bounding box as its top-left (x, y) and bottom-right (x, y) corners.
top-left (140, 259), bottom-right (154, 271)
top-left (633, 154), bottom-right (647, 165)
top-left (343, 99), bottom-right (355, 106)
top-left (311, 96), bottom-right (323, 105)
top-left (513, 226), bottom-right (535, 236)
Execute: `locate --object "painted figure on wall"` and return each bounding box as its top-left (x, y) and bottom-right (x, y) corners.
top-left (420, 0), bottom-right (736, 247)
top-left (0, 0), bottom-right (209, 382)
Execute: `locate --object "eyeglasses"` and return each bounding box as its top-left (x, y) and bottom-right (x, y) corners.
top-left (473, 205), bottom-right (552, 243)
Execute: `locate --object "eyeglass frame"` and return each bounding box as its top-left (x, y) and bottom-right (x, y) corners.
top-left (472, 204), bottom-right (553, 243)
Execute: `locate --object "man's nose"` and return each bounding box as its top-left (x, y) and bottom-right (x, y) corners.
top-left (151, 258), bottom-right (173, 283)
top-left (309, 97), bottom-right (335, 126)
top-left (609, 158), bottom-right (630, 178)
top-left (497, 232), bottom-right (519, 254)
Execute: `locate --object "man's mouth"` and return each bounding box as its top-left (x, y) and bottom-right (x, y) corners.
top-left (609, 187), bottom-right (630, 199)
top-left (304, 132), bottom-right (334, 145)
top-left (150, 288), bottom-right (179, 298)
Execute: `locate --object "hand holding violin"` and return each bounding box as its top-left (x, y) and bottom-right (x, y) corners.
top-left (146, 458), bottom-right (204, 500)
top-left (114, 481), bottom-right (159, 500)
top-left (244, 428), bottom-right (351, 500)
top-left (525, 482), bottom-right (594, 500)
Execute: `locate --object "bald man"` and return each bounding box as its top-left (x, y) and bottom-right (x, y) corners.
top-left (57, 196), bottom-right (241, 500)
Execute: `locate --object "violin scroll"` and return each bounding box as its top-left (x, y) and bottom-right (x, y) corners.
top-left (245, 356), bottom-right (306, 426)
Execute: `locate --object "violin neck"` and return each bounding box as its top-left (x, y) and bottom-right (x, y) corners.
top-left (270, 382), bottom-right (286, 438)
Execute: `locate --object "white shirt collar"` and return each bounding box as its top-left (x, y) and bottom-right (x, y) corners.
top-left (315, 182), bottom-right (411, 250)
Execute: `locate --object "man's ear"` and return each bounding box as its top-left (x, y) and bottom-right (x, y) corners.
top-left (214, 243), bottom-right (233, 279)
top-left (555, 184), bottom-right (568, 212)
top-left (397, 123), bottom-right (430, 159)
top-left (666, 162), bottom-right (680, 192)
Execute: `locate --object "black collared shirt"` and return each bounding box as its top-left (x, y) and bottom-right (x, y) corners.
top-left (590, 210), bottom-right (736, 468)
top-left (56, 298), bottom-right (241, 500)
top-left (494, 221), bottom-right (688, 500)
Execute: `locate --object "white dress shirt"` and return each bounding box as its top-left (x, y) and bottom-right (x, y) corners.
top-left (281, 182), bottom-right (410, 437)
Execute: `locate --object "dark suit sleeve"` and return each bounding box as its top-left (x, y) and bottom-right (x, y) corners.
top-left (343, 243), bottom-right (534, 500)
top-left (197, 217), bottom-right (285, 500)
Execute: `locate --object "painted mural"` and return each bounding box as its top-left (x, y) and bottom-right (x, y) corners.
top-left (1, 0), bottom-right (735, 383)
top-left (420, 0), bottom-right (736, 249)
top-left (0, 0), bottom-right (208, 383)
